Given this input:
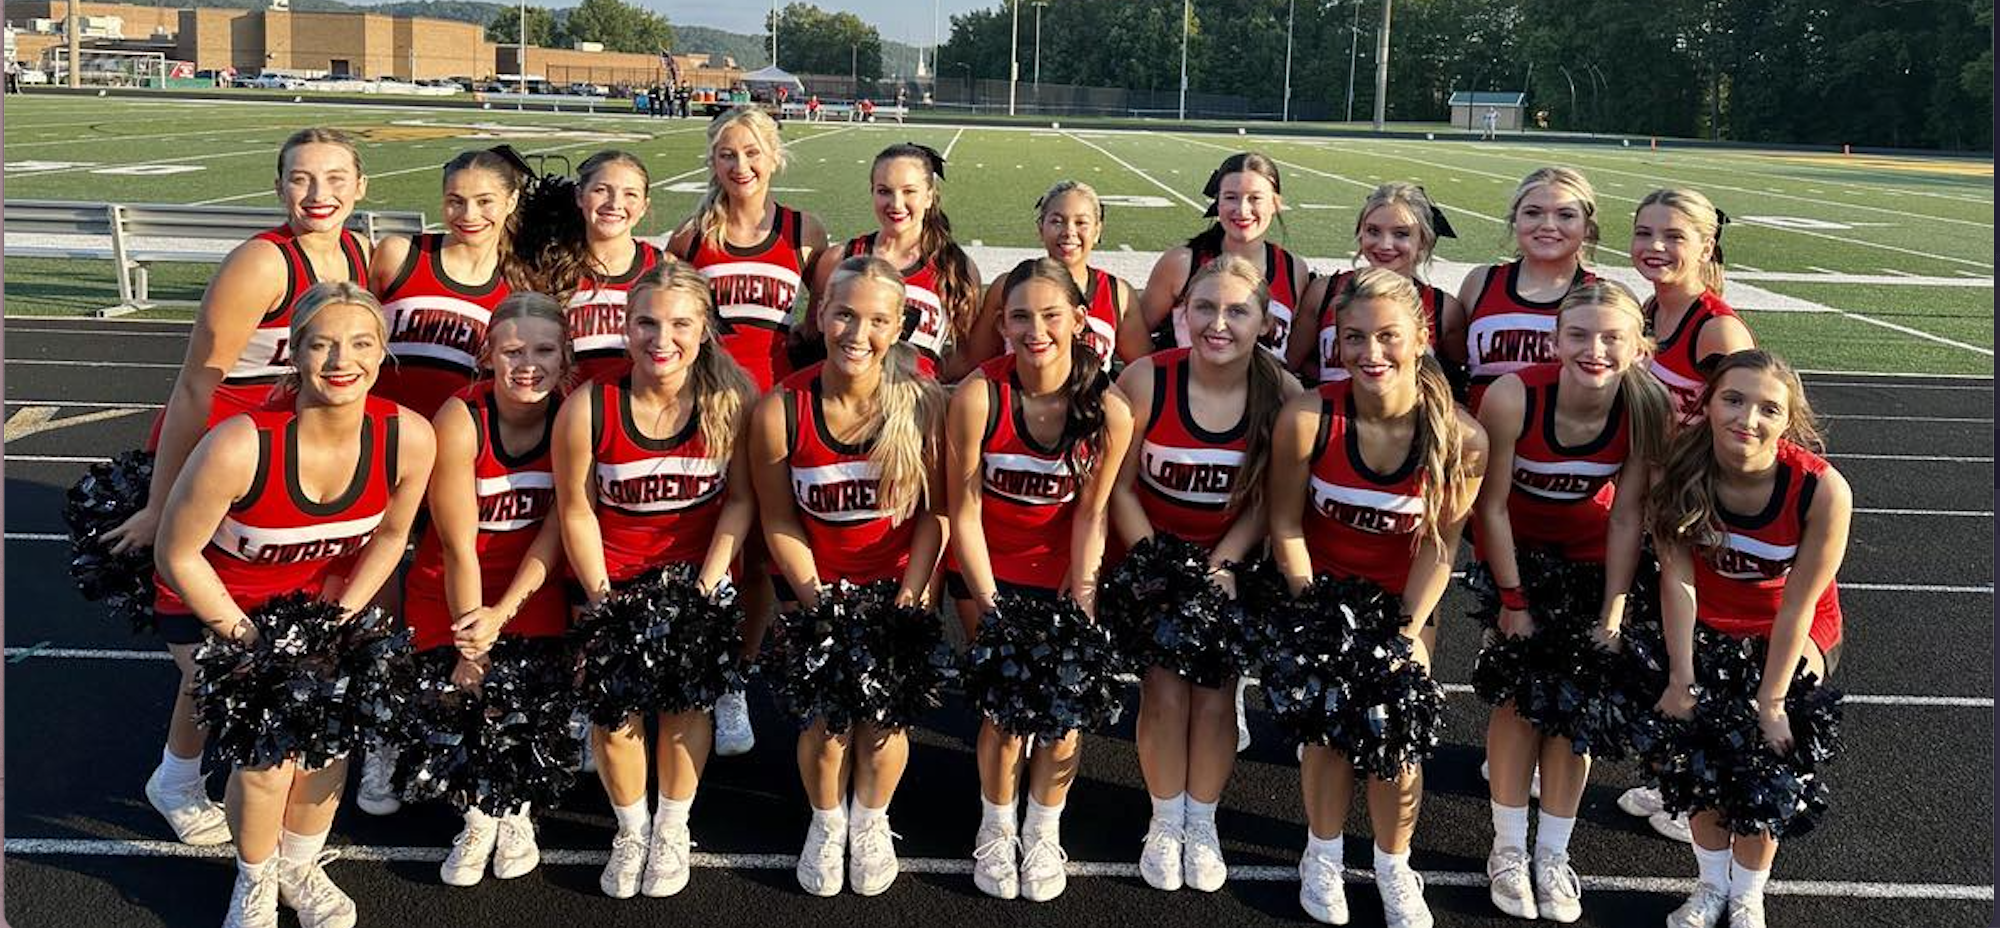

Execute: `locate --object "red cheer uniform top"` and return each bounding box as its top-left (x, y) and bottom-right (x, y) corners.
top-left (1135, 348), bottom-right (1247, 551)
top-left (146, 226), bottom-right (371, 450)
top-left (1495, 363), bottom-right (1629, 563)
top-left (154, 395), bottom-right (400, 616)
top-left (1171, 241), bottom-right (1305, 359)
top-left (843, 233), bottom-right (949, 376)
top-left (965, 355), bottom-right (1087, 590)
top-left (588, 373), bottom-right (728, 583)
top-left (1465, 260), bottom-right (1595, 407)
top-left (1003, 266), bottom-right (1125, 373)
top-left (1692, 440), bottom-right (1843, 654)
top-left (781, 363), bottom-right (914, 584)
top-left (1302, 381), bottom-right (1427, 596)
top-left (566, 240), bottom-right (664, 388)
top-left (1649, 290), bottom-right (1743, 420)
top-left (683, 207), bottom-right (808, 392)
top-left (403, 382), bottom-right (565, 652)
top-left (374, 233), bottom-right (511, 418)
top-left (1309, 268), bottom-right (1447, 384)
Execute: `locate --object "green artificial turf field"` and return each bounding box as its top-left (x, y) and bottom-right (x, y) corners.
top-left (4, 94), bottom-right (1992, 374)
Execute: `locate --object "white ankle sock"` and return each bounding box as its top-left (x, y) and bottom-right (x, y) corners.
top-left (1373, 843), bottom-right (1411, 877)
top-left (1490, 801), bottom-right (1530, 851)
top-left (1184, 796), bottom-right (1218, 827)
top-left (1306, 830), bottom-right (1343, 867)
top-left (157, 746), bottom-right (204, 790)
top-left (611, 798), bottom-right (649, 837)
top-left (1150, 792), bottom-right (1186, 829)
top-left (1022, 796), bottom-right (1064, 840)
top-left (849, 798), bottom-right (889, 834)
top-left (277, 827), bottom-right (328, 866)
top-left (1535, 811), bottom-right (1576, 856)
top-left (654, 794), bottom-right (692, 831)
top-left (1728, 863), bottom-right (1770, 901)
top-left (1693, 843), bottom-right (1732, 890)
top-left (811, 804), bottom-right (847, 834)
top-left (980, 796), bottom-right (1017, 833)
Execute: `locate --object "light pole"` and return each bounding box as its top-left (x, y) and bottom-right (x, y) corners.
top-left (1032, 0), bottom-right (1047, 98)
top-left (851, 42), bottom-right (858, 100)
top-left (1007, 0), bottom-right (1019, 116)
top-left (956, 60), bottom-right (973, 109)
top-left (1370, 0), bottom-right (1390, 131)
top-left (770, 0), bottom-right (779, 69)
top-left (1344, 0), bottom-right (1359, 123)
top-left (1281, 0), bottom-right (1294, 121)
top-left (1557, 64), bottom-right (1577, 130)
top-left (1178, 0), bottom-right (1189, 121)
top-left (517, 0), bottom-right (527, 95)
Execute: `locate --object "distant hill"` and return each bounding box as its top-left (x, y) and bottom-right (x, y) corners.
top-left (675, 24), bottom-right (768, 69)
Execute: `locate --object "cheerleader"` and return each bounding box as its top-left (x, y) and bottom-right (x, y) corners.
top-left (947, 258), bottom-right (1134, 902)
top-left (1111, 254), bottom-right (1302, 893)
top-left (802, 143), bottom-right (980, 379)
top-left (1650, 350), bottom-right (1850, 928)
top-left (1268, 267), bottom-right (1486, 928)
top-left (749, 255), bottom-right (947, 897)
top-left (1630, 188), bottom-right (1754, 419)
top-left (1120, 152), bottom-right (1311, 363)
top-left (960, 180), bottom-right (1139, 370)
top-left (104, 128), bottom-right (373, 847)
top-left (1290, 183), bottom-right (1464, 390)
top-left (666, 106), bottom-right (832, 757)
top-left (1447, 166), bottom-right (1600, 408)
top-left (1471, 281), bottom-right (1671, 922)
top-left (402, 293), bottom-right (571, 885)
top-left (370, 146), bottom-right (527, 418)
top-left (551, 260), bottom-right (757, 899)
top-left (153, 281), bottom-right (436, 928)
top-left (525, 150), bottom-right (664, 387)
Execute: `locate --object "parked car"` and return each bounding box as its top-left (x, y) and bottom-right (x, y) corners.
top-left (237, 73), bottom-right (307, 90)
top-left (17, 66), bottom-right (47, 85)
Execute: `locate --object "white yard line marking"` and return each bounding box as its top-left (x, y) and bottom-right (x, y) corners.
top-left (2, 840), bottom-right (1993, 900)
top-left (1062, 133), bottom-right (1205, 212)
top-left (942, 127), bottom-right (966, 161)
top-left (4, 406), bottom-right (148, 441)
top-left (1819, 313), bottom-right (1993, 357)
top-left (15, 145), bottom-right (274, 178)
top-left (4, 124), bottom-right (284, 150)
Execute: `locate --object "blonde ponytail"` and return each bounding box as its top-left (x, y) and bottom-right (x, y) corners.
top-left (871, 341), bottom-right (944, 525)
top-left (1412, 353), bottom-right (1472, 551)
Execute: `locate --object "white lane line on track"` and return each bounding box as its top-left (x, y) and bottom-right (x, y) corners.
top-left (4, 400), bottom-right (165, 410)
top-left (4, 837), bottom-right (1991, 900)
top-left (1808, 380), bottom-right (1995, 390)
top-left (1843, 582), bottom-right (1992, 594)
top-left (1824, 414), bottom-right (1994, 423)
top-left (1854, 508), bottom-right (1993, 516)
top-left (1833, 453), bottom-right (1994, 463)
top-left (1061, 132), bottom-right (1206, 212)
top-left (8, 645), bottom-right (1992, 708)
top-left (5, 359), bottom-right (180, 369)
top-left (1800, 369), bottom-right (1993, 380)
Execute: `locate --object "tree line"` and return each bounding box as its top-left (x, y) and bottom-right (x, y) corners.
top-left (938, 0), bottom-right (1993, 151)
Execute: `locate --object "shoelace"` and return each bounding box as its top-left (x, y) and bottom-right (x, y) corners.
top-left (1380, 869), bottom-right (1425, 908)
top-left (850, 823), bottom-right (901, 862)
top-left (240, 863), bottom-right (281, 913)
top-left (807, 825), bottom-right (845, 865)
top-left (609, 832), bottom-right (647, 869)
top-left (650, 828), bottom-right (696, 869)
top-left (1021, 837), bottom-right (1068, 877)
top-left (1302, 853), bottom-right (1342, 895)
top-left (972, 832), bottom-right (1021, 865)
top-left (495, 817), bottom-right (534, 855)
top-left (1537, 855), bottom-right (1580, 899)
top-left (291, 851), bottom-right (348, 908)
top-left (1141, 822), bottom-right (1184, 851)
top-left (1183, 820), bottom-right (1221, 853)
top-left (453, 823), bottom-right (495, 860)
top-left (1489, 848), bottom-right (1530, 881)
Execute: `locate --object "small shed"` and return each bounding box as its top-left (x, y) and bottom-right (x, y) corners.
top-left (1449, 90), bottom-right (1526, 132)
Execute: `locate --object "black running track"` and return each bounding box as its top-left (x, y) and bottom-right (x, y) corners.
top-left (4, 317), bottom-right (1993, 928)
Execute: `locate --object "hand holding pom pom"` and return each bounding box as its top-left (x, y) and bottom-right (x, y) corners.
top-left (568, 564), bottom-right (747, 725)
top-left (64, 450), bottom-right (158, 633)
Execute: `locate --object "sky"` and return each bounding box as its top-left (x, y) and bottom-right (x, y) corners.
top-left (641, 1), bottom-right (990, 46)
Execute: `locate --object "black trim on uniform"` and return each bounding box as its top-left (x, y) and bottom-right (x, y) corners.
top-left (383, 232), bottom-right (426, 296)
top-left (594, 241), bottom-right (657, 287)
top-left (341, 229), bottom-right (369, 283)
top-left (810, 374), bottom-right (873, 456)
top-left (1344, 391), bottom-right (1420, 484)
top-left (1542, 378), bottom-right (1625, 456)
top-left (1718, 463), bottom-right (1793, 531)
top-left (1309, 395), bottom-right (1334, 462)
top-left (1501, 260), bottom-right (1585, 310)
top-left (981, 375), bottom-right (1002, 447)
top-left (783, 382), bottom-right (800, 459)
top-left (486, 390), bottom-right (557, 467)
top-left (383, 414), bottom-right (400, 494)
top-left (426, 232), bottom-right (506, 297)
top-left (268, 234), bottom-right (306, 325)
top-left (722, 205), bottom-right (788, 258)
top-left (1796, 471), bottom-right (1820, 532)
top-left (235, 428), bottom-right (273, 513)
top-left (619, 373), bottom-right (701, 452)
top-left (1176, 356), bottom-right (1249, 444)
top-left (590, 379), bottom-right (607, 453)
top-left (286, 413), bottom-right (374, 516)
top-left (1008, 370), bottom-right (1064, 457)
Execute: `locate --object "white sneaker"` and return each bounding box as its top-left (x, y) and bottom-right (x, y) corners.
top-left (1236, 678), bottom-right (1253, 753)
top-left (714, 690), bottom-right (756, 757)
top-left (1649, 811), bottom-right (1693, 844)
top-left (220, 858), bottom-right (281, 928)
top-left (1019, 832), bottom-right (1069, 902)
top-left (1618, 786), bottom-right (1666, 818)
top-left (1479, 760), bottom-right (1540, 800)
top-left (640, 822), bottom-right (692, 897)
top-left (971, 823), bottom-right (1020, 900)
top-left (1377, 866), bottom-right (1434, 928)
top-left (1726, 893), bottom-right (1767, 928)
top-left (1298, 850), bottom-right (1350, 925)
top-left (1182, 818), bottom-right (1227, 892)
top-left (600, 829), bottom-right (648, 899)
top-left (146, 763), bottom-right (231, 846)
top-left (440, 817), bottom-right (497, 887)
top-left (1138, 818), bottom-right (1184, 891)
top-left (492, 811), bottom-right (540, 880)
top-left (796, 817), bottom-right (846, 897)
top-left (1533, 849), bottom-right (1583, 923)
top-left (277, 850), bottom-right (357, 928)
top-left (848, 816), bottom-right (900, 896)
top-left (1665, 882), bottom-right (1728, 928)
top-left (1486, 846), bottom-right (1536, 919)
top-left (354, 748), bottom-right (401, 816)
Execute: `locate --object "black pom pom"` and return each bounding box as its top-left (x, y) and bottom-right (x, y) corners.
top-left (392, 637), bottom-right (579, 816)
top-left (64, 450), bottom-right (157, 633)
top-left (1097, 534), bottom-right (1243, 688)
top-left (768, 579), bottom-right (956, 734)
top-left (568, 564), bottom-right (746, 726)
top-left (963, 593), bottom-right (1125, 743)
top-left (1466, 552), bottom-right (1658, 759)
top-left (192, 594), bottom-right (416, 770)
top-left (1640, 628), bottom-right (1844, 838)
top-left (1247, 574), bottom-right (1443, 779)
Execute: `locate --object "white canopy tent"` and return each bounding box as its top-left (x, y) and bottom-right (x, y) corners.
top-left (739, 64), bottom-right (804, 91)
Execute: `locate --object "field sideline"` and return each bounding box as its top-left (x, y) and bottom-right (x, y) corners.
top-left (3, 94), bottom-right (1992, 375)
